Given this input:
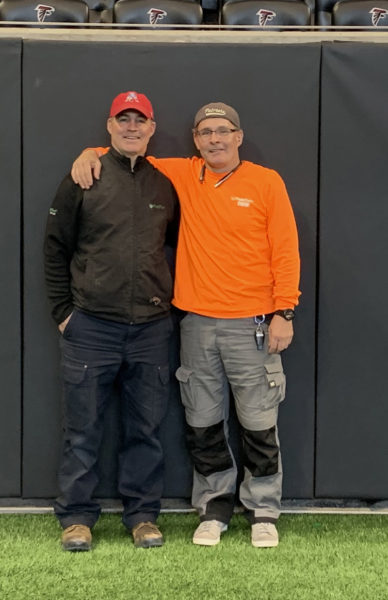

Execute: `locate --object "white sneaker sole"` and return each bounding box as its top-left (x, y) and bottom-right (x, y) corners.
top-left (251, 538), bottom-right (279, 548)
top-left (193, 537), bottom-right (221, 546)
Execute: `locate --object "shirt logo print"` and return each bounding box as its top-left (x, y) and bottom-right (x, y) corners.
top-left (231, 196), bottom-right (254, 208)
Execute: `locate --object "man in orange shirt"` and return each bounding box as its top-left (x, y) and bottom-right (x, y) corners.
top-left (72, 101), bottom-right (300, 548)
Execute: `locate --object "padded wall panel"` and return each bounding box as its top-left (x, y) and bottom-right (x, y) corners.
top-left (317, 43), bottom-right (388, 498)
top-left (22, 41), bottom-right (319, 499)
top-left (0, 39), bottom-right (22, 496)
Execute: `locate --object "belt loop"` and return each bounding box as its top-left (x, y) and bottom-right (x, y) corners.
top-left (254, 315), bottom-right (265, 325)
top-left (254, 313), bottom-right (274, 325)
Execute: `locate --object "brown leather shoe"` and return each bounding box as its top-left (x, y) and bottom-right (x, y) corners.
top-left (132, 521), bottom-right (164, 548)
top-left (61, 524), bottom-right (92, 552)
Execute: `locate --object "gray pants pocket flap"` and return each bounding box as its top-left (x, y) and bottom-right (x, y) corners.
top-left (264, 364), bottom-right (285, 390)
top-left (175, 365), bottom-right (193, 383)
top-left (264, 362), bottom-right (282, 374)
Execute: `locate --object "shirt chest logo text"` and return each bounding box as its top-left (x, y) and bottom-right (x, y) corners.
top-left (231, 196), bottom-right (254, 208)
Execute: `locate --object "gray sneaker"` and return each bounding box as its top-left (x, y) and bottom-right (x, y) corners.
top-left (251, 523), bottom-right (279, 547)
top-left (193, 520), bottom-right (228, 546)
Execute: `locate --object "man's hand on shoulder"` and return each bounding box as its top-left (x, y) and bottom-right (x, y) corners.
top-left (268, 315), bottom-right (294, 354)
top-left (71, 149), bottom-right (101, 189)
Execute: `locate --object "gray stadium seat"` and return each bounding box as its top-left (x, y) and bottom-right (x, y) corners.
top-left (222, 0), bottom-right (311, 26)
top-left (333, 0), bottom-right (388, 26)
top-left (113, 0), bottom-right (203, 25)
top-left (0, 0), bottom-right (89, 22)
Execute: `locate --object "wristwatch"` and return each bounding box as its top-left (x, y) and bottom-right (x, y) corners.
top-left (274, 309), bottom-right (295, 321)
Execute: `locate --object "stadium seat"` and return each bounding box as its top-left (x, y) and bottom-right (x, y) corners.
top-left (0, 0), bottom-right (89, 22)
top-left (113, 0), bottom-right (203, 25)
top-left (332, 0), bottom-right (388, 26)
top-left (222, 0), bottom-right (311, 26)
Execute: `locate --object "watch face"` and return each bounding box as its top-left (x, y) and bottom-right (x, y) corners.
top-left (284, 309), bottom-right (295, 320)
top-left (276, 309), bottom-right (295, 320)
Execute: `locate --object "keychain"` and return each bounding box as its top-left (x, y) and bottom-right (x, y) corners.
top-left (254, 315), bottom-right (265, 351)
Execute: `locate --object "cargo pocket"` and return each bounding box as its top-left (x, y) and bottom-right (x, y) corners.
top-left (62, 360), bottom-right (88, 386)
top-left (158, 364), bottom-right (170, 385)
top-left (150, 364), bottom-right (170, 422)
top-left (175, 365), bottom-right (196, 412)
top-left (61, 360), bottom-right (91, 429)
top-left (262, 362), bottom-right (286, 410)
top-left (175, 365), bottom-right (192, 384)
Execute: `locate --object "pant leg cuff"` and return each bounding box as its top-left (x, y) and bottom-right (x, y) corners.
top-left (58, 516), bottom-right (96, 529)
top-left (245, 511), bottom-right (278, 525)
top-left (200, 514), bottom-right (230, 525)
top-left (124, 513), bottom-right (159, 530)
top-left (199, 493), bottom-right (235, 524)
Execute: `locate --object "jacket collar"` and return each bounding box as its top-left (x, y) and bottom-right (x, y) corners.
top-left (108, 146), bottom-right (148, 171)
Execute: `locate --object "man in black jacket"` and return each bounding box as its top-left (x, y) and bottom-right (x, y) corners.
top-left (44, 91), bottom-right (179, 551)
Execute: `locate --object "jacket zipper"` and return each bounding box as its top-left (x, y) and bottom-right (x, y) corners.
top-left (128, 166), bottom-right (137, 324)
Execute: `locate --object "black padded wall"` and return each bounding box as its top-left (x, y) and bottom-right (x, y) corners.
top-left (0, 39), bottom-right (22, 496)
top-left (317, 43), bottom-right (388, 498)
top-left (22, 41), bottom-right (319, 499)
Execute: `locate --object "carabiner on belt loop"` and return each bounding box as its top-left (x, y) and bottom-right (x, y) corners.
top-left (254, 315), bottom-right (265, 325)
top-left (254, 315), bottom-right (266, 350)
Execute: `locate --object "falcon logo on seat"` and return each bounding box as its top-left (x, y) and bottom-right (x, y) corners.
top-left (369, 7), bottom-right (388, 26)
top-left (256, 9), bottom-right (276, 26)
top-left (147, 8), bottom-right (167, 24)
top-left (35, 4), bottom-right (55, 22)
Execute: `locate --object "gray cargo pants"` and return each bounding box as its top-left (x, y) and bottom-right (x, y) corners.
top-left (176, 313), bottom-right (285, 525)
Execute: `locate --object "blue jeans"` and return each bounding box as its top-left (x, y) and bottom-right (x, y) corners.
top-left (54, 309), bottom-right (172, 530)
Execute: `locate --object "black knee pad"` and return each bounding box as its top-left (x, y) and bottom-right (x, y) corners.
top-left (241, 426), bottom-right (279, 477)
top-left (186, 420), bottom-right (233, 477)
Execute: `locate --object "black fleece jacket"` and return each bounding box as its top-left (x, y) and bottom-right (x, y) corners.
top-left (44, 148), bottom-right (180, 325)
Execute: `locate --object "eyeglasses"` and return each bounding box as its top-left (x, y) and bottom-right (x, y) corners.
top-left (194, 127), bottom-right (238, 139)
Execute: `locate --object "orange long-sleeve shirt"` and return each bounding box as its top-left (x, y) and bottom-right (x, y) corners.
top-left (95, 151), bottom-right (301, 317)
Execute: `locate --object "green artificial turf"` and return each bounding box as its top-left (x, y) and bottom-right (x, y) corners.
top-left (0, 513), bottom-right (387, 600)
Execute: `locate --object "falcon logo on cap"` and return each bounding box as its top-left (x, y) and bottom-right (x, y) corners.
top-left (147, 8), bottom-right (167, 24)
top-left (35, 4), bottom-right (55, 22)
top-left (369, 7), bottom-right (388, 26)
top-left (125, 92), bottom-right (140, 103)
top-left (256, 9), bottom-right (276, 26)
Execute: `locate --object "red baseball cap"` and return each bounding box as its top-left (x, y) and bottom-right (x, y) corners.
top-left (109, 91), bottom-right (154, 120)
